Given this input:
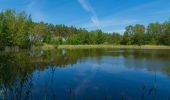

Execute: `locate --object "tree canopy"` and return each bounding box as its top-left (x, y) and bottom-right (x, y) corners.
top-left (0, 9), bottom-right (170, 50)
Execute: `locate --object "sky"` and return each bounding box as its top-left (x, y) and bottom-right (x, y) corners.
top-left (0, 0), bottom-right (170, 33)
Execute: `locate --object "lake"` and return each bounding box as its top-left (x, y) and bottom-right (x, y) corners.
top-left (0, 49), bottom-right (170, 100)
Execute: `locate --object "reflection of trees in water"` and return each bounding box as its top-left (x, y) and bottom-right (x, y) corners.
top-left (0, 49), bottom-right (170, 99)
top-left (0, 49), bottom-right (83, 99)
top-left (0, 53), bottom-right (33, 100)
top-left (123, 50), bottom-right (170, 76)
top-left (123, 50), bottom-right (170, 100)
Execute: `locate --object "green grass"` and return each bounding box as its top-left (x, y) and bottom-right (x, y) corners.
top-left (40, 44), bottom-right (58, 50)
top-left (40, 44), bottom-right (170, 50)
top-left (57, 45), bottom-right (170, 50)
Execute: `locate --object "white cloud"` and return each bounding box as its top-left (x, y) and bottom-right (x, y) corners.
top-left (91, 15), bottom-right (100, 28)
top-left (83, 18), bottom-right (138, 29)
top-left (78, 0), bottom-right (100, 28)
top-left (78, 0), bottom-right (93, 13)
top-left (77, 0), bottom-right (140, 33)
top-left (76, 18), bottom-right (138, 33)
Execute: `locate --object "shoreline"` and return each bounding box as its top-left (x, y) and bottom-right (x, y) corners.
top-left (2, 45), bottom-right (170, 52)
top-left (57, 45), bottom-right (170, 50)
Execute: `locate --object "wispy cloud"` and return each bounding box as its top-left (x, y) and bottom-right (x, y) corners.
top-left (77, 0), bottom-right (140, 33)
top-left (78, 0), bottom-right (100, 28)
top-left (83, 18), bottom-right (138, 29)
top-left (80, 0), bottom-right (168, 33)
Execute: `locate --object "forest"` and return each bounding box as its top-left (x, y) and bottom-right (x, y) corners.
top-left (0, 9), bottom-right (170, 50)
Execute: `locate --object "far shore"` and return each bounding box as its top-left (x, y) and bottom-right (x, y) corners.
top-left (2, 45), bottom-right (170, 52)
top-left (42, 44), bottom-right (170, 50)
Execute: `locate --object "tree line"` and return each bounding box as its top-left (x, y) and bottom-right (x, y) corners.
top-left (0, 9), bottom-right (170, 50)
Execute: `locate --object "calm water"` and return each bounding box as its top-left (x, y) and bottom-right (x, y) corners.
top-left (0, 49), bottom-right (170, 100)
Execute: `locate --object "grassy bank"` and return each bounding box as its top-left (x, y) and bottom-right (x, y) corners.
top-left (57, 45), bottom-right (170, 50)
top-left (2, 45), bottom-right (170, 52)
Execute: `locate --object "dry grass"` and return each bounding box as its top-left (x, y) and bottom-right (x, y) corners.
top-left (58, 45), bottom-right (170, 50)
top-left (41, 44), bottom-right (58, 50)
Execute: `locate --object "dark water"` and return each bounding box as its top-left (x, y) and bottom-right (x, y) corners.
top-left (0, 49), bottom-right (170, 100)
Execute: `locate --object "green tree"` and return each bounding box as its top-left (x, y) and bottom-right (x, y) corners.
top-left (95, 29), bottom-right (105, 44)
top-left (132, 24), bottom-right (145, 46)
top-left (146, 23), bottom-right (162, 44)
top-left (160, 21), bottom-right (170, 45)
top-left (121, 25), bottom-right (133, 45)
top-left (121, 32), bottom-right (131, 45)
top-left (44, 32), bottom-right (52, 44)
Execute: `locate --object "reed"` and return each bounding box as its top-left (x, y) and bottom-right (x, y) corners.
top-left (57, 45), bottom-right (170, 50)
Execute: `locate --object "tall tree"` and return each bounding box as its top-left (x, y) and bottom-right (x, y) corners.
top-left (95, 29), bottom-right (105, 44)
top-left (132, 24), bottom-right (145, 46)
top-left (146, 23), bottom-right (162, 44)
top-left (121, 25), bottom-right (133, 45)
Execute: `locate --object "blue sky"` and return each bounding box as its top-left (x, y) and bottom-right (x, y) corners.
top-left (0, 0), bottom-right (170, 33)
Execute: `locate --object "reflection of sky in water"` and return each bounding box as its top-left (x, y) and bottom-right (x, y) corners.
top-left (1, 49), bottom-right (170, 100)
top-left (31, 53), bottom-right (170, 100)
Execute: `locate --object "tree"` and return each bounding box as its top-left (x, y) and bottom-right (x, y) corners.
top-left (1, 9), bottom-right (170, 49)
top-left (44, 32), bottom-right (52, 44)
top-left (132, 24), bottom-right (145, 46)
top-left (121, 25), bottom-right (133, 45)
top-left (160, 21), bottom-right (170, 45)
top-left (146, 23), bottom-right (162, 44)
top-left (95, 30), bottom-right (105, 44)
top-left (0, 9), bottom-right (35, 49)
top-left (121, 32), bottom-right (131, 45)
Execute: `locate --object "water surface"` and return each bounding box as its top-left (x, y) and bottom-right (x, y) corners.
top-left (0, 49), bottom-right (170, 100)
